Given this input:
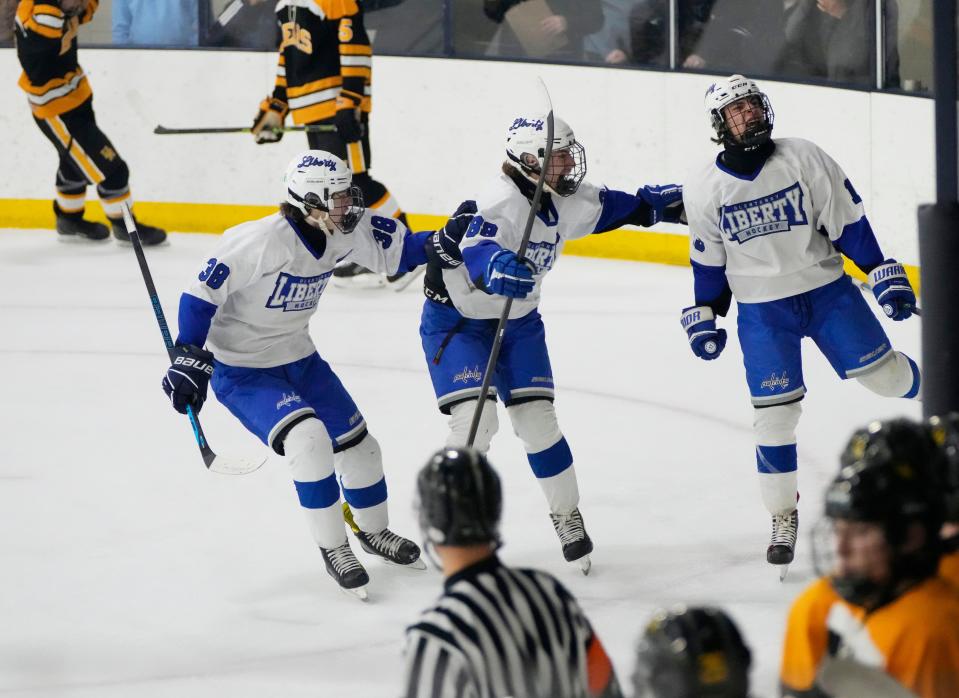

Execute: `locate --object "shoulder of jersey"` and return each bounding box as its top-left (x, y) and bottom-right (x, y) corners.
top-left (220, 213), bottom-right (289, 250)
top-left (476, 174), bottom-right (529, 224)
top-left (281, 0), bottom-right (358, 19)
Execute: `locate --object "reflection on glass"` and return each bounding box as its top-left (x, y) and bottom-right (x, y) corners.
top-left (204, 0), bottom-right (279, 49)
top-left (896, 0), bottom-right (932, 92)
top-left (780, 0), bottom-right (887, 87)
top-left (682, 1), bottom-right (785, 76)
top-left (455, 0), bottom-right (604, 62)
top-left (365, 0), bottom-right (444, 56)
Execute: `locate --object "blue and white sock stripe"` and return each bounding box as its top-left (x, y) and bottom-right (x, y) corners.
top-left (756, 444), bottom-right (798, 474)
top-left (527, 437), bottom-right (573, 479)
top-left (294, 473), bottom-right (340, 509)
top-left (341, 476), bottom-right (388, 509)
top-left (902, 355), bottom-right (921, 399)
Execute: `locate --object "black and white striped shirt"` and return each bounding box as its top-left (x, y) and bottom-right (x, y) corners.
top-left (402, 556), bottom-right (621, 698)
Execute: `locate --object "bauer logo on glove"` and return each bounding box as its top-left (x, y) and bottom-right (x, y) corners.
top-left (163, 344), bottom-right (215, 414)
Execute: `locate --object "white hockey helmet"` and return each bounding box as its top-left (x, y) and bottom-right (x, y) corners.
top-left (284, 150), bottom-right (364, 233)
top-left (704, 74), bottom-right (774, 148)
top-left (505, 116), bottom-right (587, 197)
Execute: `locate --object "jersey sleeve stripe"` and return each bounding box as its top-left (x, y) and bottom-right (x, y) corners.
top-left (286, 76), bottom-right (342, 97)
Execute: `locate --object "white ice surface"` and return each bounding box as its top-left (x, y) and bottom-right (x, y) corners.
top-left (0, 230), bottom-right (922, 697)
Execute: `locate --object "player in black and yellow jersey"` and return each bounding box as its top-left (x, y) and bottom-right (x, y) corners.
top-left (928, 413), bottom-right (959, 588)
top-left (780, 418), bottom-right (959, 698)
top-left (14, 0), bottom-right (166, 244)
top-left (252, 0), bottom-right (406, 285)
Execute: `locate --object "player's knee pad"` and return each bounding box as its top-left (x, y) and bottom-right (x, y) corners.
top-left (282, 418), bottom-right (338, 509)
top-left (856, 351), bottom-right (921, 399)
top-left (507, 400), bottom-right (562, 453)
top-left (446, 399), bottom-right (498, 454)
top-left (753, 402), bottom-right (802, 446)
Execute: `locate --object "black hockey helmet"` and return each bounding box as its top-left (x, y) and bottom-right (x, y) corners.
top-left (816, 418), bottom-right (945, 605)
top-left (416, 447), bottom-right (502, 547)
top-left (632, 606), bottom-right (751, 698)
top-left (927, 412), bottom-right (959, 522)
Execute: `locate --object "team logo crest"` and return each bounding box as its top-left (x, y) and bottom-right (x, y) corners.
top-left (266, 271), bottom-right (332, 312)
top-left (760, 371), bottom-right (790, 391)
top-left (720, 183), bottom-right (808, 244)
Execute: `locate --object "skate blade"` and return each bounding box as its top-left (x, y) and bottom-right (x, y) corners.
top-left (57, 235), bottom-right (110, 244)
top-left (778, 564), bottom-right (791, 582)
top-left (379, 556), bottom-right (427, 571)
top-left (340, 585), bottom-right (369, 602)
top-left (573, 556), bottom-right (591, 576)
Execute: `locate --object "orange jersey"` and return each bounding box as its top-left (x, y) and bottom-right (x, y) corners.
top-left (270, 0), bottom-right (372, 125)
top-left (15, 0), bottom-right (98, 118)
top-left (940, 548), bottom-right (959, 589)
top-left (781, 576), bottom-right (959, 697)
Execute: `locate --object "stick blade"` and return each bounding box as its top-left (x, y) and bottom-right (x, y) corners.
top-left (206, 453), bottom-right (267, 476)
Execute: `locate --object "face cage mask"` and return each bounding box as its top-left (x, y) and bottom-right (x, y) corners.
top-left (717, 95), bottom-right (775, 149)
top-left (544, 141), bottom-right (587, 197)
top-left (303, 186), bottom-right (364, 234)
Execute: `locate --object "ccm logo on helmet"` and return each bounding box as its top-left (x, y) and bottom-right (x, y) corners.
top-left (297, 155), bottom-right (338, 170)
top-left (509, 117), bottom-right (544, 132)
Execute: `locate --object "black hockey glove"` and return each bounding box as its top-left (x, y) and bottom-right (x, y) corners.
top-left (162, 344), bottom-right (215, 414)
top-left (251, 97), bottom-right (288, 144)
top-left (426, 199), bottom-right (477, 269)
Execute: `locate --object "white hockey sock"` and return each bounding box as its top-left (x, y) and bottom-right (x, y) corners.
top-left (759, 471), bottom-right (798, 515)
top-left (508, 401), bottom-right (580, 514)
top-left (446, 399), bottom-right (498, 454)
top-left (284, 419), bottom-right (347, 549)
top-left (856, 351), bottom-right (921, 399)
top-left (335, 434), bottom-right (388, 534)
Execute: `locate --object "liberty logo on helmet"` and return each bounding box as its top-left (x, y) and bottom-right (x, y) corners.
top-left (509, 117), bottom-right (545, 132)
top-left (720, 183), bottom-right (808, 244)
top-left (297, 154), bottom-right (338, 170)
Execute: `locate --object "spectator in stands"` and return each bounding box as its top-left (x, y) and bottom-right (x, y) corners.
top-left (682, 0), bottom-right (784, 75)
top-left (204, 0), bottom-right (278, 50)
top-left (622, 0), bottom-right (713, 67)
top-left (781, 0), bottom-right (901, 87)
top-left (583, 0), bottom-right (636, 64)
top-left (112, 0), bottom-right (199, 47)
top-left (483, 0), bottom-right (604, 62)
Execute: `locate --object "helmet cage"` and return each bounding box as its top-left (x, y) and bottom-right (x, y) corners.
top-left (711, 93), bottom-right (775, 148)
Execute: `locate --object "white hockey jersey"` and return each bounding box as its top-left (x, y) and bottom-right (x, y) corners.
top-left (684, 137), bottom-right (867, 303)
top-left (440, 173), bottom-right (604, 320)
top-left (182, 211), bottom-right (407, 368)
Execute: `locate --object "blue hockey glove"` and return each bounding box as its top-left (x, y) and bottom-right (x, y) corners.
top-left (681, 305), bottom-right (727, 360)
top-left (426, 200), bottom-right (477, 269)
top-left (637, 184), bottom-right (686, 226)
top-left (868, 259), bottom-right (916, 321)
top-left (162, 344), bottom-right (215, 414)
top-left (485, 249), bottom-right (535, 298)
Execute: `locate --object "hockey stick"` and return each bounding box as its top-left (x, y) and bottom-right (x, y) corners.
top-left (467, 80), bottom-right (554, 447)
top-left (121, 205), bottom-right (266, 476)
top-left (851, 276), bottom-right (922, 316)
top-left (153, 124), bottom-right (337, 135)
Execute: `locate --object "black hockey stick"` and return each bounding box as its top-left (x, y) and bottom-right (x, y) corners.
top-left (153, 124), bottom-right (337, 135)
top-left (121, 205), bottom-right (266, 476)
top-left (467, 80), bottom-right (554, 447)
top-left (851, 276), bottom-right (922, 316)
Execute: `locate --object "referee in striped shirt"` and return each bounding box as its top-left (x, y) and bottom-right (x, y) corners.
top-left (402, 447), bottom-right (622, 698)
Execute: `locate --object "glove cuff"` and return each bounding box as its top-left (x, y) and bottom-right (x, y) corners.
top-left (868, 259), bottom-right (908, 287)
top-left (260, 97), bottom-right (289, 118)
top-left (681, 305), bottom-right (715, 330)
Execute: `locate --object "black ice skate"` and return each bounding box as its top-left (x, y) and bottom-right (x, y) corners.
top-left (110, 216), bottom-right (168, 246)
top-left (355, 528), bottom-right (427, 570)
top-left (768, 509), bottom-right (799, 581)
top-left (550, 508), bottom-right (593, 575)
top-left (320, 542), bottom-right (370, 601)
top-left (54, 203), bottom-right (109, 242)
top-left (331, 261), bottom-right (384, 288)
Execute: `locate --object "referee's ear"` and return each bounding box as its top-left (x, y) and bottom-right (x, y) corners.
top-left (586, 631), bottom-right (623, 697)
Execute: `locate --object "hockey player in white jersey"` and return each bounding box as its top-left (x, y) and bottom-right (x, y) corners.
top-left (421, 116), bottom-right (684, 571)
top-left (680, 75), bottom-right (920, 573)
top-left (160, 150), bottom-right (434, 599)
